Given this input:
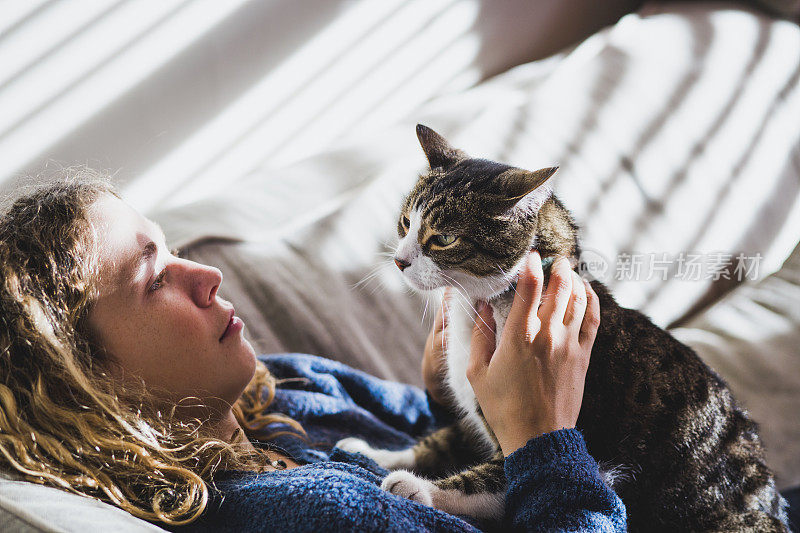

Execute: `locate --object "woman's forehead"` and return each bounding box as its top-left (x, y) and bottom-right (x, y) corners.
top-left (88, 195), bottom-right (165, 288)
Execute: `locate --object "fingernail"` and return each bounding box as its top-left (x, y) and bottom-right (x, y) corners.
top-left (477, 300), bottom-right (489, 314)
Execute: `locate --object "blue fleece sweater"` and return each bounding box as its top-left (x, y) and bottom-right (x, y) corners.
top-left (168, 354), bottom-right (626, 532)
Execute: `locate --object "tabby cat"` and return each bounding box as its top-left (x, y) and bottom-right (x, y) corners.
top-left (337, 125), bottom-right (788, 531)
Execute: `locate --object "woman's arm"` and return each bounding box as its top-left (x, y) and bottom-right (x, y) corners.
top-left (254, 252), bottom-right (624, 531)
top-left (468, 252), bottom-right (597, 455)
top-left (196, 432), bottom-right (622, 533)
top-left (468, 251), bottom-right (626, 530)
top-left (503, 428), bottom-right (626, 531)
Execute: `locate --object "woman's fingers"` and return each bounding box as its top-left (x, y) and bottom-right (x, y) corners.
top-left (537, 257), bottom-right (573, 326)
top-left (579, 280), bottom-right (601, 348)
top-left (504, 251), bottom-right (545, 344)
top-left (467, 301), bottom-right (496, 381)
top-left (563, 271), bottom-right (587, 327)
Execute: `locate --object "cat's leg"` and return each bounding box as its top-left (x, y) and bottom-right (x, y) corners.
top-left (382, 450), bottom-right (506, 520)
top-left (335, 436), bottom-right (416, 470)
top-left (336, 422), bottom-right (484, 476)
top-left (408, 422), bottom-right (488, 477)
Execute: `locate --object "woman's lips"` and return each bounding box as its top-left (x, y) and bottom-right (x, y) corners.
top-left (220, 315), bottom-right (244, 341)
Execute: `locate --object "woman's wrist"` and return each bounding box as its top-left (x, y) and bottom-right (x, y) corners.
top-left (497, 424), bottom-right (575, 457)
top-left (504, 428), bottom-right (588, 469)
top-left (499, 435), bottom-right (532, 458)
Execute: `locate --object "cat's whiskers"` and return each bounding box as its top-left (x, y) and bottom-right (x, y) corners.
top-left (355, 257), bottom-right (402, 297)
top-left (421, 296), bottom-right (430, 326)
top-left (438, 299), bottom-right (450, 353)
top-left (443, 297), bottom-right (472, 357)
top-left (353, 264), bottom-right (388, 290)
top-left (368, 284), bottom-right (387, 297)
top-left (380, 236), bottom-right (399, 249)
top-left (441, 273), bottom-right (492, 332)
top-left (494, 265), bottom-right (522, 300)
top-left (451, 297), bottom-right (480, 332)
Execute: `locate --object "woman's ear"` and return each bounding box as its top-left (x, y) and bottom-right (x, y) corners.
top-left (416, 124), bottom-right (468, 170)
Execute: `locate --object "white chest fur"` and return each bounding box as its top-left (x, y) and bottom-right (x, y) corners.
top-left (444, 289), bottom-right (515, 452)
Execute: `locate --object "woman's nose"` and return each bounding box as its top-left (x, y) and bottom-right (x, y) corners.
top-left (185, 260), bottom-right (222, 307)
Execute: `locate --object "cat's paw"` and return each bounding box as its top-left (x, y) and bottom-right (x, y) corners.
top-left (335, 438), bottom-right (416, 469)
top-left (381, 470), bottom-right (436, 508)
top-left (335, 437), bottom-right (374, 456)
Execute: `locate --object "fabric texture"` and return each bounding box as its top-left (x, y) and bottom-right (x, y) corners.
top-left (166, 354), bottom-right (626, 533)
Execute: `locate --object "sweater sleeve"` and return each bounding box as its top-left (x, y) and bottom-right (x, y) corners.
top-left (503, 428), bottom-right (627, 532)
top-left (179, 429), bottom-right (625, 533)
top-left (263, 354), bottom-right (455, 442)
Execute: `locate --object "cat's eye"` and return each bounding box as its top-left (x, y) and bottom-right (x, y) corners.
top-left (432, 234), bottom-right (457, 247)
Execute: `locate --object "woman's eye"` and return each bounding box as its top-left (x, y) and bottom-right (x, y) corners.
top-left (433, 234), bottom-right (457, 247)
top-left (149, 269), bottom-right (167, 292)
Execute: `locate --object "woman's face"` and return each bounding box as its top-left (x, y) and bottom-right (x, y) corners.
top-left (86, 194), bottom-right (256, 418)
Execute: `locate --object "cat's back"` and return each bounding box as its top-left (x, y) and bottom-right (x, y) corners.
top-left (580, 280), bottom-right (787, 531)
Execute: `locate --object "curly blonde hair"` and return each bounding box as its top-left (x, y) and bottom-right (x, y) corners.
top-left (0, 169), bottom-right (303, 525)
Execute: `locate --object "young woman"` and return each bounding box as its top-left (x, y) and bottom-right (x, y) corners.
top-left (0, 172), bottom-right (624, 531)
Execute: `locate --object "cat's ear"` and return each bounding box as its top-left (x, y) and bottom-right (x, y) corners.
top-left (416, 124), bottom-right (467, 170)
top-left (497, 166), bottom-right (558, 212)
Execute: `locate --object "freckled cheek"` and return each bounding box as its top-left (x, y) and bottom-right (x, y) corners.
top-left (163, 304), bottom-right (212, 344)
top-left (131, 302), bottom-right (211, 359)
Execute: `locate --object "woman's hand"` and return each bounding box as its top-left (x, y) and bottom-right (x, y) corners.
top-left (422, 289), bottom-right (450, 406)
top-left (467, 251), bottom-right (600, 457)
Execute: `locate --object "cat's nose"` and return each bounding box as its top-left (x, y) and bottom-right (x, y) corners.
top-left (394, 257), bottom-right (411, 271)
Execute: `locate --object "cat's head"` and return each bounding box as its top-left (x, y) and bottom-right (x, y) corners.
top-left (394, 124), bottom-right (558, 299)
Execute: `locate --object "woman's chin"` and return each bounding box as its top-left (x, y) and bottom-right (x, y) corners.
top-left (234, 337), bottom-right (257, 374)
